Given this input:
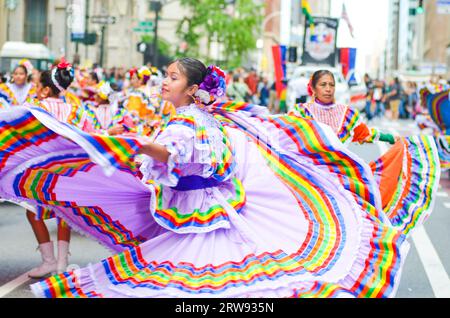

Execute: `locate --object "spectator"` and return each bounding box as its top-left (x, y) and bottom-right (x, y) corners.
top-left (386, 77), bottom-right (402, 120)
top-left (373, 80), bottom-right (386, 118)
top-left (363, 73), bottom-right (374, 121)
top-left (268, 81), bottom-right (278, 114)
top-left (407, 82), bottom-right (419, 119)
top-left (245, 68), bottom-right (259, 103)
top-left (257, 77), bottom-right (270, 107)
top-left (227, 74), bottom-right (251, 103)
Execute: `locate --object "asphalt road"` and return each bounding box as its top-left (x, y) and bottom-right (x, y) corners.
top-left (0, 118), bottom-right (448, 298)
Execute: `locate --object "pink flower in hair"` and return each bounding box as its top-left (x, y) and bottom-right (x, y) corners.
top-left (57, 57), bottom-right (71, 70)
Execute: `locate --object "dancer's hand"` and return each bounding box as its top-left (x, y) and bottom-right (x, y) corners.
top-left (108, 125), bottom-right (125, 136)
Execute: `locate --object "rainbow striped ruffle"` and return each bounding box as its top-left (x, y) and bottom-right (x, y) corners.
top-left (0, 103), bottom-right (422, 298)
top-left (30, 102), bottom-right (412, 298)
top-left (152, 177), bottom-right (245, 234)
top-left (290, 103), bottom-right (380, 145)
top-left (0, 107), bottom-right (149, 251)
top-left (425, 89), bottom-right (449, 135)
top-left (158, 112), bottom-right (236, 182)
top-left (84, 102), bottom-right (131, 131)
top-left (373, 136), bottom-right (440, 235)
top-left (32, 216), bottom-right (408, 298)
top-left (0, 83), bottom-right (37, 106)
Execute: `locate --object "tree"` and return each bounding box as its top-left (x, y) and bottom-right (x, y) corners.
top-left (141, 34), bottom-right (172, 57)
top-left (176, 0), bottom-right (263, 69)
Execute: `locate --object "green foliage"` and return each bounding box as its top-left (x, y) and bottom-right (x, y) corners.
top-left (141, 35), bottom-right (172, 57)
top-left (176, 0), bottom-right (263, 69)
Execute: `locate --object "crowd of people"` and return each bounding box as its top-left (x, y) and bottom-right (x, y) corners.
top-left (0, 57), bottom-right (444, 298)
top-left (363, 73), bottom-right (448, 122)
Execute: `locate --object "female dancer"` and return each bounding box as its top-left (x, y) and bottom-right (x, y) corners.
top-left (0, 58), bottom-right (440, 297)
top-left (0, 63), bottom-right (37, 107)
top-left (289, 70), bottom-right (439, 235)
top-left (417, 86), bottom-right (450, 174)
top-left (84, 81), bottom-right (135, 136)
top-left (289, 70), bottom-right (398, 145)
top-left (124, 66), bottom-right (155, 122)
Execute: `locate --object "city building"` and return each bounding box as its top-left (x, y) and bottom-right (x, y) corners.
top-left (0, 0), bottom-right (191, 69)
top-left (0, 0), bottom-right (7, 47)
top-left (387, 0), bottom-right (449, 77)
top-left (422, 0), bottom-right (450, 76)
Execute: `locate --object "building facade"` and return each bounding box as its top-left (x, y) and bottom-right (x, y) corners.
top-left (422, 0), bottom-right (450, 76)
top-left (387, 0), bottom-right (450, 77)
top-left (0, 1), bottom-right (7, 48)
top-left (0, 0), bottom-right (192, 69)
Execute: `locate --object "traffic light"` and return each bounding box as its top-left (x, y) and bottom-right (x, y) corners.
top-left (409, 0), bottom-right (425, 16)
top-left (288, 46), bottom-right (298, 63)
top-left (137, 42), bottom-right (147, 54)
top-left (416, 0), bottom-right (424, 14)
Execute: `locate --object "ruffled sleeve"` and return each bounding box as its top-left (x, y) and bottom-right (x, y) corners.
top-left (288, 103), bottom-right (314, 119)
top-left (139, 118), bottom-right (205, 187)
top-left (337, 108), bottom-right (394, 145)
top-left (349, 109), bottom-right (395, 144)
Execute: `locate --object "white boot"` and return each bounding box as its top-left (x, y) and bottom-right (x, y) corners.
top-left (28, 242), bottom-right (57, 279)
top-left (56, 240), bottom-right (71, 274)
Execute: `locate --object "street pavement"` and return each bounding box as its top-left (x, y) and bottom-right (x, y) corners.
top-left (0, 118), bottom-right (449, 298)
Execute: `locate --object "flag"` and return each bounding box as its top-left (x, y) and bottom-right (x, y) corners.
top-left (341, 2), bottom-right (354, 38)
top-left (340, 48), bottom-right (357, 85)
top-left (272, 45), bottom-right (285, 99)
top-left (301, 0), bottom-right (315, 33)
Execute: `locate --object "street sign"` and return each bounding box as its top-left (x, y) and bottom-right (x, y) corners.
top-left (139, 21), bottom-right (154, 28)
top-left (90, 15), bottom-right (117, 25)
top-left (132, 27), bottom-right (154, 33)
top-left (71, 33), bottom-right (98, 45)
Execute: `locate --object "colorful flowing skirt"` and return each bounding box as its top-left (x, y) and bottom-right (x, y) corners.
top-left (0, 105), bottom-right (440, 298)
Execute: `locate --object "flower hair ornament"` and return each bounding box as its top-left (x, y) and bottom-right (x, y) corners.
top-left (51, 57), bottom-right (74, 93)
top-left (307, 76), bottom-right (314, 97)
top-left (194, 65), bottom-right (227, 106)
top-left (18, 59), bottom-right (34, 76)
top-left (96, 81), bottom-right (113, 101)
top-left (138, 66), bottom-right (151, 83)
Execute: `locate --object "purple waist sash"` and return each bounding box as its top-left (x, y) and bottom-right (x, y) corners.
top-left (171, 176), bottom-right (221, 191)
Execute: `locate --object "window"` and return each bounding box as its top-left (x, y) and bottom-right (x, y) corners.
top-left (24, 0), bottom-right (48, 43)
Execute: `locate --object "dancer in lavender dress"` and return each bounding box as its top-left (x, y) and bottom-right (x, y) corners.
top-left (0, 58), bottom-right (440, 298)
top-left (0, 63), bottom-right (37, 108)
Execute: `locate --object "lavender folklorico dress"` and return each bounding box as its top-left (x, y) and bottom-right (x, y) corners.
top-left (0, 101), bottom-right (440, 298)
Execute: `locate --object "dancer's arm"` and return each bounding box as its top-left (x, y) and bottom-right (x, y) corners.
top-left (353, 123), bottom-right (399, 145)
top-left (137, 142), bottom-right (170, 163)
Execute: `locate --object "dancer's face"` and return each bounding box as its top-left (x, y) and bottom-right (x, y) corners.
top-left (130, 73), bottom-right (140, 88)
top-left (95, 94), bottom-right (108, 105)
top-left (12, 67), bottom-right (27, 86)
top-left (36, 81), bottom-right (52, 101)
top-left (313, 74), bottom-right (335, 104)
top-left (162, 62), bottom-right (197, 108)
